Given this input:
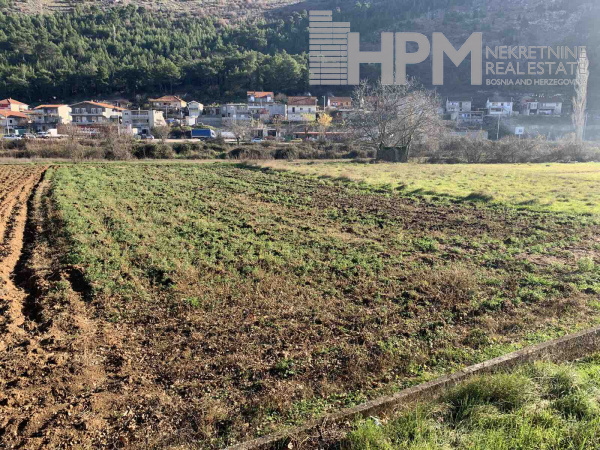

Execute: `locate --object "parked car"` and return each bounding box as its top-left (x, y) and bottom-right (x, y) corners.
top-left (2, 134), bottom-right (22, 140)
top-left (23, 133), bottom-right (37, 140)
top-left (251, 137), bottom-right (264, 143)
top-left (140, 134), bottom-right (155, 140)
top-left (36, 131), bottom-right (50, 139)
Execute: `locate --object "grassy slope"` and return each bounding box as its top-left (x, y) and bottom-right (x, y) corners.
top-left (261, 162), bottom-right (600, 215)
top-left (48, 162), bottom-right (600, 446)
top-left (344, 356), bottom-right (600, 449)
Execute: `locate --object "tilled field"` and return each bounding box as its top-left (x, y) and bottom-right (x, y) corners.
top-left (1, 163), bottom-right (600, 449)
top-left (0, 165), bottom-right (46, 342)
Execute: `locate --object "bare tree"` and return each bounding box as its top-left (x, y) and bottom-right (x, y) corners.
top-left (573, 49), bottom-right (589, 141)
top-left (102, 125), bottom-right (134, 160)
top-left (301, 113), bottom-right (316, 140)
top-left (230, 119), bottom-right (253, 145)
top-left (63, 124), bottom-right (86, 160)
top-left (349, 79), bottom-right (443, 162)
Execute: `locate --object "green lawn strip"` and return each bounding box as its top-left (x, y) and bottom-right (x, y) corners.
top-left (263, 161), bottom-right (600, 216)
top-left (343, 355), bottom-right (600, 450)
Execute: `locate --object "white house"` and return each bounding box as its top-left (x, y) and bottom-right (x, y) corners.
top-left (486, 99), bottom-right (513, 116)
top-left (188, 101), bottom-right (204, 118)
top-left (287, 96), bottom-right (318, 122)
top-left (247, 91), bottom-right (274, 105)
top-left (521, 99), bottom-right (562, 116)
top-left (122, 109), bottom-right (167, 135)
top-left (148, 95), bottom-right (187, 112)
top-left (446, 99), bottom-right (472, 114)
top-left (456, 111), bottom-right (484, 125)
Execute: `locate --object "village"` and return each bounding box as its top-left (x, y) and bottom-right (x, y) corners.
top-left (0, 91), bottom-right (572, 143)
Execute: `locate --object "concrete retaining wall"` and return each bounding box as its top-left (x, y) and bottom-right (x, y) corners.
top-left (227, 325), bottom-right (600, 450)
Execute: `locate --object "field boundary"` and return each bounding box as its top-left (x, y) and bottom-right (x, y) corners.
top-left (227, 324), bottom-right (600, 450)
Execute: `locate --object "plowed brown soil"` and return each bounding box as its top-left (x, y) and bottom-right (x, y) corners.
top-left (0, 166), bottom-right (46, 342)
top-left (0, 167), bottom-right (168, 449)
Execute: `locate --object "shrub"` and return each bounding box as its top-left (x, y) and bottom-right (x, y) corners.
top-left (154, 142), bottom-right (174, 159)
top-left (444, 373), bottom-right (535, 422)
top-left (227, 147), bottom-right (271, 160)
top-left (273, 147), bottom-right (298, 160)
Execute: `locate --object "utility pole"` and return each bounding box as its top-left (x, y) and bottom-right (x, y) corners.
top-left (496, 115), bottom-right (500, 140)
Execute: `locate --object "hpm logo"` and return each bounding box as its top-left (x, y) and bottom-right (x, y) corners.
top-left (309, 10), bottom-right (482, 86)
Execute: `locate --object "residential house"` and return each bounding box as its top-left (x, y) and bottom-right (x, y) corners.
top-left (222, 104), bottom-right (251, 122)
top-left (252, 104), bottom-right (287, 122)
top-left (188, 101), bottom-right (204, 118)
top-left (446, 99), bottom-right (472, 114)
top-left (0, 98), bottom-right (29, 112)
top-left (456, 111), bottom-right (484, 125)
top-left (486, 99), bottom-right (513, 116)
top-left (521, 98), bottom-right (563, 116)
top-left (200, 105), bottom-right (224, 127)
top-left (70, 101), bottom-right (124, 125)
top-left (247, 91), bottom-right (274, 105)
top-left (247, 92), bottom-right (287, 122)
top-left (149, 95), bottom-right (187, 112)
top-left (30, 104), bottom-right (72, 132)
top-left (288, 96), bottom-right (318, 122)
top-left (106, 99), bottom-right (132, 109)
top-left (251, 126), bottom-right (282, 140)
top-left (327, 96), bottom-right (352, 110)
top-left (0, 110), bottom-right (29, 134)
top-left (122, 109), bottom-right (167, 135)
top-left (205, 105), bottom-right (222, 117)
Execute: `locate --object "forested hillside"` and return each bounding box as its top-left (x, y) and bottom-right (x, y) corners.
top-left (7, 0), bottom-right (303, 18)
top-left (0, 0), bottom-right (598, 104)
top-left (0, 5), bottom-right (310, 103)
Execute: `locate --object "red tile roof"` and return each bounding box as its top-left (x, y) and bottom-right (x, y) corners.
top-left (329, 96), bottom-right (352, 102)
top-left (0, 109), bottom-right (28, 119)
top-left (288, 96), bottom-right (318, 106)
top-left (70, 101), bottom-right (125, 111)
top-left (149, 95), bottom-right (185, 103)
top-left (0, 98), bottom-right (28, 106)
top-left (34, 104), bottom-right (69, 109)
top-left (247, 91), bottom-right (274, 99)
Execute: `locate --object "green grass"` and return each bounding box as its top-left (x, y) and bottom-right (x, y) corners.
top-left (343, 356), bottom-right (600, 450)
top-left (261, 161), bottom-right (600, 215)
top-left (47, 162), bottom-right (600, 446)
